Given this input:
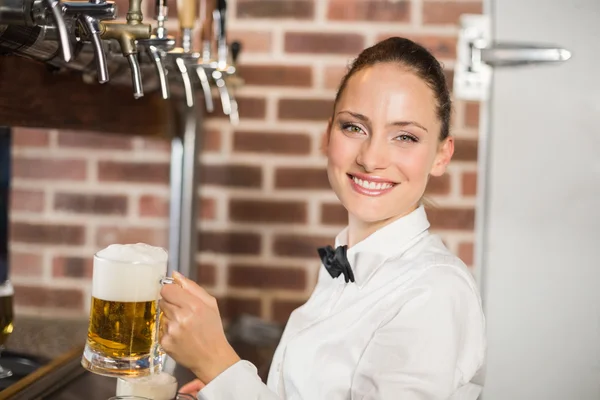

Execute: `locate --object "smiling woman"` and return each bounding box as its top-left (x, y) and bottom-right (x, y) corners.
top-left (159, 37), bottom-right (486, 400)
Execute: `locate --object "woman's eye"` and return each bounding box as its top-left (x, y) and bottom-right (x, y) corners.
top-left (341, 123), bottom-right (364, 134)
top-left (396, 134), bottom-right (418, 143)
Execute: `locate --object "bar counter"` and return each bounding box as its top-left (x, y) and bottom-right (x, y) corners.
top-left (0, 316), bottom-right (196, 399)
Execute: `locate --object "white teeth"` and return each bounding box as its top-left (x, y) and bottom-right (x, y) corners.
top-left (352, 176), bottom-right (393, 190)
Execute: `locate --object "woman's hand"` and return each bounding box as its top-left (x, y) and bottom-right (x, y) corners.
top-left (160, 271), bottom-right (241, 384)
top-left (179, 379), bottom-right (205, 397)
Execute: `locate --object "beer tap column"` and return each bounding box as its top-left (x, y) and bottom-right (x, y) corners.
top-left (99, 0), bottom-right (151, 98)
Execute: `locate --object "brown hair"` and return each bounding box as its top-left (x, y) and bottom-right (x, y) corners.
top-left (333, 37), bottom-right (452, 141)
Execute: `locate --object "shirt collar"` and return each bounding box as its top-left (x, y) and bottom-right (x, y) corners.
top-left (333, 205), bottom-right (431, 288)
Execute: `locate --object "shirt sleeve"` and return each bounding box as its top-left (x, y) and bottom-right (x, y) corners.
top-left (197, 360), bottom-right (281, 400)
top-left (351, 267), bottom-right (486, 400)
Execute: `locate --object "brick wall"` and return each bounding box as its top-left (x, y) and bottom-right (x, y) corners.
top-left (9, 0), bottom-right (481, 324)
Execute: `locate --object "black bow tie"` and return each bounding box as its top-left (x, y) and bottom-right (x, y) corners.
top-left (317, 245), bottom-right (355, 283)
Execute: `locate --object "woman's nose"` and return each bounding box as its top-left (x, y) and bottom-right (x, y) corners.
top-left (356, 136), bottom-right (390, 172)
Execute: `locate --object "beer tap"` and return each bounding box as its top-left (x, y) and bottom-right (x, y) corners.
top-left (212, 0), bottom-right (238, 125)
top-left (99, 0), bottom-right (151, 98)
top-left (61, 0), bottom-right (117, 83)
top-left (43, 0), bottom-right (73, 62)
top-left (136, 0), bottom-right (175, 99)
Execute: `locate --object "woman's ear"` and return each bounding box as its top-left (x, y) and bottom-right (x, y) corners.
top-left (429, 136), bottom-right (454, 177)
top-left (320, 118), bottom-right (333, 156)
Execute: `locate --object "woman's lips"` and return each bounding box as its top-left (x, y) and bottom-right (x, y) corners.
top-left (347, 173), bottom-right (397, 196)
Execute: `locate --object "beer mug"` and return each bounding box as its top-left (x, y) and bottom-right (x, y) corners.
top-left (81, 243), bottom-right (174, 377)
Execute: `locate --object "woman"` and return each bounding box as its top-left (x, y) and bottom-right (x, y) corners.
top-left (160, 37), bottom-right (486, 400)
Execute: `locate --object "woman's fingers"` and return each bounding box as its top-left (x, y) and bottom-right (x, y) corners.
top-left (179, 378), bottom-right (206, 395)
top-left (173, 271), bottom-right (217, 307)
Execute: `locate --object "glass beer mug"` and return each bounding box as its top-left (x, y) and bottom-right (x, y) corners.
top-left (81, 243), bottom-right (173, 377)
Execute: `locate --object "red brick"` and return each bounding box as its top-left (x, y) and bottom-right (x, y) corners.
top-left (465, 101), bottom-right (480, 128)
top-left (285, 32), bottom-right (365, 55)
top-left (98, 161), bottom-right (170, 184)
top-left (54, 192), bottom-right (128, 215)
top-left (237, 0), bottom-right (314, 19)
top-left (12, 127), bottom-right (50, 147)
top-left (458, 241), bottom-right (474, 265)
top-left (136, 137), bottom-right (171, 153)
top-left (199, 231), bottom-right (262, 255)
top-left (233, 131), bottom-right (311, 155)
top-left (328, 0), bottom-right (410, 22)
top-left (9, 252), bottom-right (43, 277)
top-left (228, 30), bottom-right (273, 54)
top-left (228, 265), bottom-right (306, 291)
top-left (203, 129), bottom-right (222, 152)
top-left (218, 296), bottom-right (262, 320)
top-left (272, 299), bottom-right (305, 324)
top-left (426, 174), bottom-right (451, 195)
top-left (208, 97), bottom-right (267, 120)
top-left (324, 65), bottom-right (348, 90)
top-left (275, 167), bottom-right (330, 190)
top-left (230, 200), bottom-right (307, 224)
top-left (138, 195), bottom-right (215, 220)
top-left (196, 263), bottom-right (217, 287)
top-left (14, 285), bottom-right (84, 310)
top-left (57, 130), bottom-right (132, 150)
top-left (377, 34), bottom-right (458, 59)
top-left (11, 222), bottom-right (85, 245)
top-left (139, 195), bottom-right (169, 218)
top-left (453, 139), bottom-right (478, 161)
top-left (236, 65), bottom-right (312, 87)
top-left (273, 234), bottom-right (334, 258)
top-left (462, 171), bottom-right (477, 196)
top-left (321, 203), bottom-right (347, 225)
top-left (423, 1), bottom-right (483, 25)
top-left (278, 98), bottom-right (334, 121)
top-left (12, 157), bottom-right (86, 180)
top-left (426, 207), bottom-right (475, 230)
top-left (10, 189), bottom-right (44, 212)
top-left (96, 226), bottom-right (168, 248)
top-left (52, 256), bottom-right (93, 279)
top-left (199, 164), bottom-right (263, 188)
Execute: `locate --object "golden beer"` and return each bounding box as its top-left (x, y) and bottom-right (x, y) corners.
top-left (87, 297), bottom-right (156, 358)
top-left (82, 243), bottom-right (168, 377)
top-left (0, 286), bottom-right (13, 347)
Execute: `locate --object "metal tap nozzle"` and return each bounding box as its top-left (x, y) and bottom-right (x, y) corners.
top-left (99, 0), bottom-right (151, 98)
top-left (44, 0), bottom-right (73, 62)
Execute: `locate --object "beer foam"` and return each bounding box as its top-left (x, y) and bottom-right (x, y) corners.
top-left (0, 282), bottom-right (13, 297)
top-left (116, 372), bottom-right (177, 400)
top-left (96, 243), bottom-right (168, 264)
top-left (92, 243), bottom-right (168, 302)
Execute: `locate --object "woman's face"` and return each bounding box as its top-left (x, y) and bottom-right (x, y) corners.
top-left (324, 62), bottom-right (454, 226)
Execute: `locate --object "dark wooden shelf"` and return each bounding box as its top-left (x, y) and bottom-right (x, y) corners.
top-left (0, 56), bottom-right (172, 137)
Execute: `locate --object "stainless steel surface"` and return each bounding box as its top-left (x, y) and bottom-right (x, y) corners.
top-left (181, 27), bottom-right (191, 53)
top-left (147, 44), bottom-right (170, 98)
top-left (195, 63), bottom-right (214, 112)
top-left (80, 14), bottom-right (109, 83)
top-left (473, 0), bottom-right (600, 398)
top-left (174, 56), bottom-right (194, 107)
top-left (44, 0), bottom-right (72, 62)
top-left (168, 135), bottom-right (184, 278)
top-left (480, 44), bottom-right (571, 66)
top-left (126, 52), bottom-right (143, 98)
top-left (0, 0), bottom-right (30, 24)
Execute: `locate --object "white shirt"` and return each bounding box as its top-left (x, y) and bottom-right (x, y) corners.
top-left (199, 206), bottom-right (486, 400)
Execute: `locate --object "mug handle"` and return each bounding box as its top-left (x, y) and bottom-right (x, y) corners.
top-left (153, 275), bottom-right (179, 372)
top-left (175, 394), bottom-right (197, 400)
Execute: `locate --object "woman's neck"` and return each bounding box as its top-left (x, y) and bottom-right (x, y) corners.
top-left (347, 205), bottom-right (419, 248)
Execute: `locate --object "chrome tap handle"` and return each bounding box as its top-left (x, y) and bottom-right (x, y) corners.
top-left (80, 14), bottom-right (108, 83)
top-left (175, 57), bottom-right (194, 107)
top-left (195, 66), bottom-right (214, 112)
top-left (147, 45), bottom-right (170, 99)
top-left (126, 53), bottom-right (144, 98)
top-left (44, 0), bottom-right (73, 62)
